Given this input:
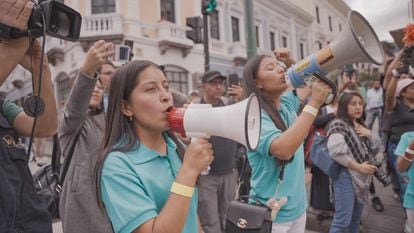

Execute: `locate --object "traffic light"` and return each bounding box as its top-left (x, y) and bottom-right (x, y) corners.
top-left (202, 0), bottom-right (217, 14)
top-left (186, 16), bottom-right (203, 43)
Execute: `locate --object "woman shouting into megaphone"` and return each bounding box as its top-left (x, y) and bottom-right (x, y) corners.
top-left (94, 60), bottom-right (213, 233)
top-left (242, 49), bottom-right (332, 233)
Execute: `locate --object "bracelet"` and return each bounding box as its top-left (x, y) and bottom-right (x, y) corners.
top-left (406, 147), bottom-right (414, 155)
top-left (170, 182), bottom-right (194, 198)
top-left (403, 154), bottom-right (414, 162)
top-left (303, 104), bottom-right (318, 117)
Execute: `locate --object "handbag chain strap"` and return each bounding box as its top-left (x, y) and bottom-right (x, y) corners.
top-left (271, 161), bottom-right (286, 199)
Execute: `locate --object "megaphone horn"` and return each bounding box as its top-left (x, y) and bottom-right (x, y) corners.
top-left (168, 94), bottom-right (261, 150)
top-left (286, 10), bottom-right (384, 103)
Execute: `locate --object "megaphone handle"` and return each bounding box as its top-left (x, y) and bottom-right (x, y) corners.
top-left (191, 137), bottom-right (211, 176)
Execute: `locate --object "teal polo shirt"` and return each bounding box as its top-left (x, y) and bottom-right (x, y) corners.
top-left (247, 91), bottom-right (307, 223)
top-left (101, 134), bottom-right (198, 233)
top-left (395, 131), bottom-right (414, 209)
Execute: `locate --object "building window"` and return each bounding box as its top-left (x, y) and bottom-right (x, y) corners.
top-left (270, 31), bottom-right (276, 51)
top-left (231, 16), bottom-right (240, 42)
top-left (210, 10), bottom-right (220, 40)
top-left (317, 41), bottom-right (322, 50)
top-left (282, 36), bottom-right (287, 47)
top-left (339, 23), bottom-right (342, 32)
top-left (161, 0), bottom-right (175, 23)
top-left (315, 6), bottom-right (320, 24)
top-left (299, 43), bottom-right (304, 59)
top-left (163, 66), bottom-right (188, 94)
top-left (91, 0), bottom-right (115, 14)
top-left (255, 26), bottom-right (260, 47)
top-left (328, 16), bottom-right (332, 32)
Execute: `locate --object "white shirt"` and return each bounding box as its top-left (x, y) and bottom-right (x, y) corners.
top-left (366, 87), bottom-right (384, 109)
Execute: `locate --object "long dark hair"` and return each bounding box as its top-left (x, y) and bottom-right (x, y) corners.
top-left (242, 54), bottom-right (287, 131)
top-left (94, 60), bottom-right (184, 210)
top-left (337, 92), bottom-right (366, 127)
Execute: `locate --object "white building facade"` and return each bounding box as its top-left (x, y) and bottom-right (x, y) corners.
top-left (1, 0), bottom-right (350, 107)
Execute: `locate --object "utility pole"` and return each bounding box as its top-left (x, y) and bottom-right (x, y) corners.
top-left (203, 13), bottom-right (210, 72)
top-left (244, 0), bottom-right (256, 59)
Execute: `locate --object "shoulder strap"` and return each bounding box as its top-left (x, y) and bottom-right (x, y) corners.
top-left (59, 131), bottom-right (81, 185)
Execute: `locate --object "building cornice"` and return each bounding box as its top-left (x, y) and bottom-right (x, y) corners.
top-left (264, 0), bottom-right (314, 25)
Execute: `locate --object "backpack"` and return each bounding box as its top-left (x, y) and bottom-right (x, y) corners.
top-left (304, 126), bottom-right (325, 167)
top-left (0, 100), bottom-right (52, 233)
top-left (310, 131), bottom-right (342, 179)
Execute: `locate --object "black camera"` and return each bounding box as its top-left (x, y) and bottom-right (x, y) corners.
top-left (0, 0), bottom-right (82, 42)
top-left (369, 159), bottom-right (392, 187)
top-left (398, 46), bottom-right (414, 75)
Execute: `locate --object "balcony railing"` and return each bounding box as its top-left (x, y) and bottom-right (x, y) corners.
top-left (81, 13), bottom-right (123, 38)
top-left (157, 21), bottom-right (192, 45)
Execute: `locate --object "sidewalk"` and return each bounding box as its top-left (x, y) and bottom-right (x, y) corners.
top-left (305, 167), bottom-right (406, 233)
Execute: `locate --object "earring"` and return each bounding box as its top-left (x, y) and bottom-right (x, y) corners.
top-left (128, 115), bottom-right (134, 121)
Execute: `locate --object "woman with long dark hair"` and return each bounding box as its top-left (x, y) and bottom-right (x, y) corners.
top-left (242, 51), bottom-right (332, 232)
top-left (94, 60), bottom-right (213, 233)
top-left (59, 40), bottom-right (113, 233)
top-left (327, 92), bottom-right (381, 233)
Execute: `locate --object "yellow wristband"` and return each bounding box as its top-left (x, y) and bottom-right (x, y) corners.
top-left (170, 182), bottom-right (194, 198)
top-left (303, 104), bottom-right (318, 117)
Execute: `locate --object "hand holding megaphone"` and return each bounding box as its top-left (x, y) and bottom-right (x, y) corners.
top-left (181, 138), bottom-right (214, 176)
top-left (308, 78), bottom-right (334, 108)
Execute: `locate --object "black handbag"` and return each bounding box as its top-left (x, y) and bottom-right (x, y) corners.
top-left (33, 132), bottom-right (80, 219)
top-left (226, 195), bottom-right (272, 233)
top-left (226, 161), bottom-right (287, 233)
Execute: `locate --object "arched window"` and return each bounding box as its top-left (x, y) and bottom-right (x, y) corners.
top-left (92, 0), bottom-right (115, 14)
top-left (162, 65), bottom-right (188, 94)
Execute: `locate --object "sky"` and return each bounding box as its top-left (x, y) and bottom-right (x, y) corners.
top-left (343, 0), bottom-right (412, 42)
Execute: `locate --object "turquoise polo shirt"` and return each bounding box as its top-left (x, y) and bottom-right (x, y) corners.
top-left (395, 131), bottom-right (414, 209)
top-left (101, 134), bottom-right (198, 233)
top-left (247, 91), bottom-right (307, 223)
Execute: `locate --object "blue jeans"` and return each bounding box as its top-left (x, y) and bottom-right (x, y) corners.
top-left (329, 169), bottom-right (364, 233)
top-left (387, 142), bottom-right (408, 201)
top-left (366, 107), bottom-right (382, 137)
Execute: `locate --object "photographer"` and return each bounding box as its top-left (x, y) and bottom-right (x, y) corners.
top-left (0, 0), bottom-right (57, 232)
top-left (384, 50), bottom-right (414, 201)
top-left (58, 40), bottom-right (113, 233)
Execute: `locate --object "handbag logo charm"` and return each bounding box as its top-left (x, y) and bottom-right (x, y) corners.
top-left (237, 218), bottom-right (248, 228)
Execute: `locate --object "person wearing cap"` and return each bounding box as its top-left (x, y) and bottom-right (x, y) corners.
top-left (193, 70), bottom-right (239, 233)
top-left (384, 58), bottom-right (414, 202)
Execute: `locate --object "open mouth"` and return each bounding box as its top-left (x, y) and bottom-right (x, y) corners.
top-left (165, 106), bottom-right (174, 113)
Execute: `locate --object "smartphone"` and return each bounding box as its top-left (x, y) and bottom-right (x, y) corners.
top-left (228, 74), bottom-right (239, 87)
top-left (110, 44), bottom-right (131, 62)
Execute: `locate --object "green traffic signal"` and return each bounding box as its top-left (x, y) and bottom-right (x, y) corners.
top-left (202, 0), bottom-right (217, 14)
top-left (206, 0), bottom-right (217, 13)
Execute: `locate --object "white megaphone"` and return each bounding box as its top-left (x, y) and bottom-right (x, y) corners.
top-left (167, 94), bottom-right (261, 151)
top-left (286, 10), bottom-right (384, 104)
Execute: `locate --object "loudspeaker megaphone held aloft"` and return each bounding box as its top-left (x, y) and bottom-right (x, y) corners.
top-left (286, 10), bottom-right (384, 103)
top-left (168, 94), bottom-right (261, 150)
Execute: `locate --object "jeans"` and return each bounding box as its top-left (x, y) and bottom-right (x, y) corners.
top-left (366, 107), bottom-right (382, 137)
top-left (329, 169), bottom-right (364, 233)
top-left (387, 142), bottom-right (408, 201)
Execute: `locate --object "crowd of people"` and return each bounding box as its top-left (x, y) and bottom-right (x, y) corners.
top-left (1, 1), bottom-right (414, 233)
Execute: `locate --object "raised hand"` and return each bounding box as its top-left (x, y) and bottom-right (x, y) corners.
top-left (0, 0), bottom-right (34, 30)
top-left (81, 40), bottom-right (114, 75)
